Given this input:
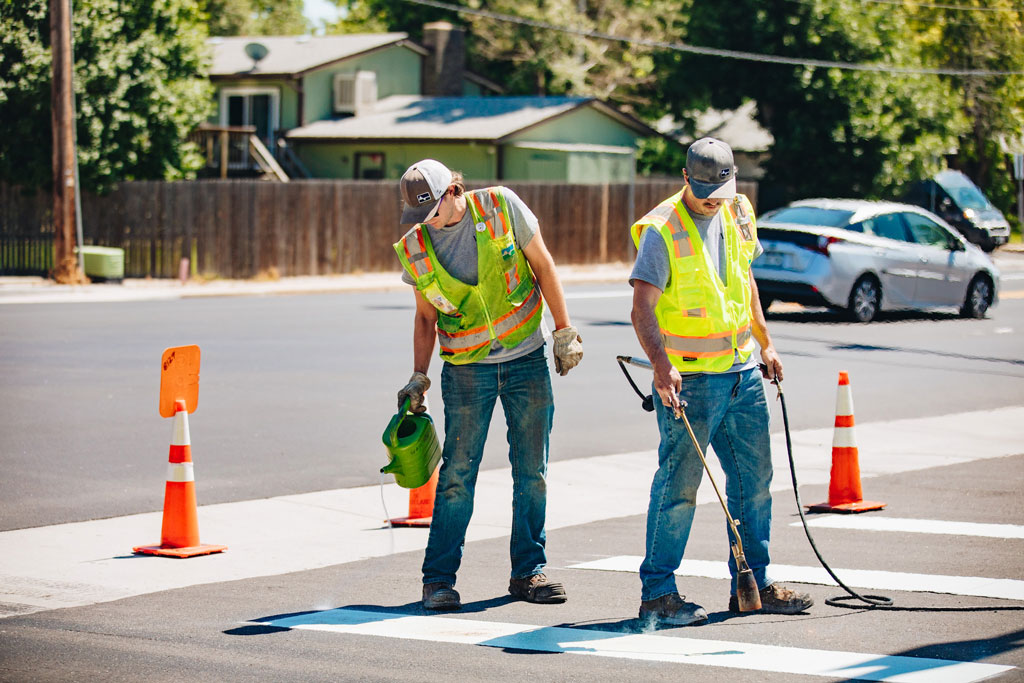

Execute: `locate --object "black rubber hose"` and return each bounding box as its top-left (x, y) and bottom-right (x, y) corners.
top-left (773, 376), bottom-right (894, 609)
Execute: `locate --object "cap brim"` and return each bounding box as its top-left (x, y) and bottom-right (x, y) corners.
top-left (689, 177), bottom-right (737, 200)
top-left (400, 197), bottom-right (442, 225)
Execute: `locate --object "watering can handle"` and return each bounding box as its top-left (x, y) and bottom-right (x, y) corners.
top-left (386, 397), bottom-right (413, 449)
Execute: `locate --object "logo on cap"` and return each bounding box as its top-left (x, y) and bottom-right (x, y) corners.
top-left (720, 169), bottom-right (731, 179)
top-left (416, 192), bottom-right (431, 204)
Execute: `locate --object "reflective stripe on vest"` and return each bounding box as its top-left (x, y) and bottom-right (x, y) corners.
top-left (469, 189), bottom-right (510, 238)
top-left (468, 190), bottom-right (522, 297)
top-left (663, 324), bottom-right (752, 359)
top-left (646, 203), bottom-right (696, 258)
top-left (436, 283), bottom-right (542, 355)
top-left (400, 230), bottom-right (433, 278)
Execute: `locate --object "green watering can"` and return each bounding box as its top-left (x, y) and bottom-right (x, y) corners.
top-left (381, 397), bottom-right (441, 489)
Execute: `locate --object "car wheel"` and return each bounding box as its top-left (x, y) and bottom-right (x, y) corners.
top-left (847, 275), bottom-right (880, 323)
top-left (979, 235), bottom-right (996, 253)
top-left (960, 275), bottom-right (992, 319)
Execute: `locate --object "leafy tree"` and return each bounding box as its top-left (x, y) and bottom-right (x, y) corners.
top-left (667, 0), bottom-right (966, 208)
top-left (0, 0), bottom-right (214, 193)
top-left (325, 0), bottom-right (460, 39)
top-left (917, 0), bottom-right (1024, 232)
top-left (327, 0), bottom-right (685, 111)
top-left (203, 0), bottom-right (308, 36)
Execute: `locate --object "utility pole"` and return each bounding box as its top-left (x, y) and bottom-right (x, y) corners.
top-left (1014, 154), bottom-right (1023, 237)
top-left (50, 0), bottom-right (86, 284)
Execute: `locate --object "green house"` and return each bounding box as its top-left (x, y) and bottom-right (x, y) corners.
top-left (206, 23), bottom-right (659, 182)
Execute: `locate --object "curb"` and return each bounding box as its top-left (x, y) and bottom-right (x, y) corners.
top-left (0, 264), bottom-right (634, 305)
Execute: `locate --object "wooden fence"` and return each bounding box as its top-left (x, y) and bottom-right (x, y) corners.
top-left (0, 179), bottom-right (757, 279)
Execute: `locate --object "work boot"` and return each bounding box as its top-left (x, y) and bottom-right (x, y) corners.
top-left (729, 583), bottom-right (813, 615)
top-left (422, 582), bottom-right (461, 611)
top-left (508, 573), bottom-right (567, 604)
top-left (638, 592), bottom-right (708, 626)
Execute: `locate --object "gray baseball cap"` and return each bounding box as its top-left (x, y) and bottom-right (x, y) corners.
top-left (686, 137), bottom-right (737, 199)
top-left (400, 159), bottom-right (453, 224)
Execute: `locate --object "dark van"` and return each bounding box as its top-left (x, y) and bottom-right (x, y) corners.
top-left (903, 170), bottom-right (1010, 252)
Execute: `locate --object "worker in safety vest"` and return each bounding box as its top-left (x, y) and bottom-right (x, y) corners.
top-left (629, 138), bottom-right (813, 626)
top-left (394, 159), bottom-right (583, 612)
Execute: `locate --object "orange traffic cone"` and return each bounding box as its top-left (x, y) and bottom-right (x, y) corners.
top-left (134, 399), bottom-right (227, 557)
top-left (806, 371), bottom-right (886, 514)
top-left (388, 465), bottom-right (438, 527)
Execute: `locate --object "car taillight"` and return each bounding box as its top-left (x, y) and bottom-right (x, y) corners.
top-left (811, 235), bottom-right (843, 256)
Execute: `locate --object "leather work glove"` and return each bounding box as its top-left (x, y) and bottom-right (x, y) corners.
top-left (397, 372), bottom-right (430, 413)
top-left (552, 326), bottom-right (583, 376)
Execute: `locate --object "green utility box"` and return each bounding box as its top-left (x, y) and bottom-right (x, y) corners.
top-left (79, 245), bottom-right (125, 282)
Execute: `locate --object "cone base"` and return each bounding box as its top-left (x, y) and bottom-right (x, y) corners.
top-left (805, 500), bottom-right (886, 514)
top-left (133, 543), bottom-right (227, 558)
top-left (387, 516), bottom-right (432, 528)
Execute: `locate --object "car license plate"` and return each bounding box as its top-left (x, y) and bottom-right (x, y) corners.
top-left (762, 251), bottom-right (785, 268)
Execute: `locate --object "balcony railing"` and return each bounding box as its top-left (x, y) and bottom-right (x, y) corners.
top-left (188, 124), bottom-right (290, 181)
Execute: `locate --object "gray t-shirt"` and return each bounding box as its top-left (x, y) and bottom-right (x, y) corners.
top-left (629, 200), bottom-right (763, 374)
top-left (402, 187), bottom-right (547, 364)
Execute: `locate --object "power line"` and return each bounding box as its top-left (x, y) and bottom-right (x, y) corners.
top-left (403, 0), bottom-right (1024, 76)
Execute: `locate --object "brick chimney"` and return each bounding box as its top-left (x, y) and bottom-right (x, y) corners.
top-left (422, 22), bottom-right (465, 97)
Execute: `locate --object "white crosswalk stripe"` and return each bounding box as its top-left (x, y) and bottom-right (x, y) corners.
top-left (791, 516), bottom-right (1024, 539)
top-left (569, 557), bottom-right (1024, 602)
top-left (253, 608), bottom-right (1013, 682)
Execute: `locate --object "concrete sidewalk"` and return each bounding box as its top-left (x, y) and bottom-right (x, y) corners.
top-left (0, 263), bottom-right (635, 305)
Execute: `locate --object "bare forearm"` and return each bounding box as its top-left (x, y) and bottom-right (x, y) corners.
top-left (748, 272), bottom-right (783, 379)
top-left (748, 274), bottom-right (772, 350)
top-left (412, 315), bottom-right (436, 374)
top-left (411, 290), bottom-right (438, 375)
top-left (535, 264), bottom-right (571, 329)
top-left (631, 296), bottom-right (668, 370)
top-left (631, 280), bottom-right (682, 411)
top-left (523, 233), bottom-right (571, 329)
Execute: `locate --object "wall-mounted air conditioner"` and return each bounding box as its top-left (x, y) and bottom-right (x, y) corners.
top-left (333, 71), bottom-right (377, 115)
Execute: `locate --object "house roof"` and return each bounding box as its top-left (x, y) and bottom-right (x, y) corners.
top-left (208, 34), bottom-right (420, 77)
top-left (658, 101), bottom-right (774, 153)
top-left (284, 95), bottom-right (657, 142)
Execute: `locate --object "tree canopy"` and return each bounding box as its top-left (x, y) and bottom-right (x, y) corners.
top-left (0, 0), bottom-right (214, 193)
top-left (330, 0), bottom-right (1022, 225)
top-left (203, 0), bottom-right (308, 36)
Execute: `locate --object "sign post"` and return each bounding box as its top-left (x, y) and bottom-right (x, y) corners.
top-left (134, 345), bottom-right (226, 557)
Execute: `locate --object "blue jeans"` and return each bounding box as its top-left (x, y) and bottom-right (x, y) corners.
top-left (422, 345), bottom-right (554, 587)
top-left (640, 367), bottom-right (774, 602)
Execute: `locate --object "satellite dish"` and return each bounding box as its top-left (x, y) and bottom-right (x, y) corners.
top-left (244, 42), bottom-right (269, 70)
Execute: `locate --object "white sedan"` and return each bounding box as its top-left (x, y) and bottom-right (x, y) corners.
top-left (752, 198), bottom-right (1000, 322)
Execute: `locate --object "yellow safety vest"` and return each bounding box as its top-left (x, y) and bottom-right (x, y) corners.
top-left (630, 190), bottom-right (758, 373)
top-left (394, 187), bottom-right (544, 365)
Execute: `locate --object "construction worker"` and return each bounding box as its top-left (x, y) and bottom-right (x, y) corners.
top-left (394, 159), bottom-right (583, 611)
top-left (629, 138), bottom-right (813, 625)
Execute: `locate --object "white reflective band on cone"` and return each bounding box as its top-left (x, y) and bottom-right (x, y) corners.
top-left (836, 387), bottom-right (854, 416)
top-left (832, 427), bottom-right (857, 448)
top-left (171, 412), bottom-right (191, 446)
top-left (166, 462), bottom-right (195, 483)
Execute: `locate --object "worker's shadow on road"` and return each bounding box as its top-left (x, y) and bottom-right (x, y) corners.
top-left (560, 609), bottom-right (747, 635)
top-left (223, 597), bottom-right (518, 636)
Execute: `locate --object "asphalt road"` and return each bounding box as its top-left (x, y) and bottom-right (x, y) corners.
top-left (1, 252), bottom-right (1023, 681)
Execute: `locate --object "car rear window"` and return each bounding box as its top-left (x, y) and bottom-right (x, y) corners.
top-left (760, 206), bottom-right (855, 227)
top-left (757, 227), bottom-right (822, 250)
